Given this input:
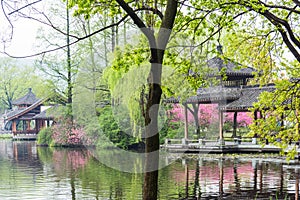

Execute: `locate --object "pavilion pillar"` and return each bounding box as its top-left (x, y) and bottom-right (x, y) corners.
top-left (252, 110), bottom-right (258, 144)
top-left (12, 120), bottom-right (17, 135)
top-left (218, 109), bottom-right (224, 145)
top-left (27, 120), bottom-right (31, 131)
top-left (22, 120), bottom-right (26, 132)
top-left (184, 104), bottom-right (189, 140)
top-left (35, 120), bottom-right (40, 133)
top-left (233, 111), bottom-right (238, 138)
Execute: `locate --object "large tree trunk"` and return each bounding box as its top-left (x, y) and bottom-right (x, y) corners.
top-left (115, 0), bottom-right (177, 199)
top-left (143, 61), bottom-right (162, 199)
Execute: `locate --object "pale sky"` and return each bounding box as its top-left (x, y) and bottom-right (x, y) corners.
top-left (1, 20), bottom-right (40, 57)
top-left (0, 1), bottom-right (46, 58)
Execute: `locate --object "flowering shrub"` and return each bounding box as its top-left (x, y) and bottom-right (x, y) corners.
top-left (51, 121), bottom-right (94, 147)
top-left (36, 117), bottom-right (94, 147)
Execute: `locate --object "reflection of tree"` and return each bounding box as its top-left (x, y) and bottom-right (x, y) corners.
top-left (296, 170), bottom-right (299, 200)
top-left (193, 159), bottom-right (200, 199)
top-left (77, 158), bottom-right (143, 199)
top-left (71, 168), bottom-right (76, 200)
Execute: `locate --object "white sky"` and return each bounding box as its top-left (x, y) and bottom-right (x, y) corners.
top-left (1, 20), bottom-right (40, 57)
top-left (0, 1), bottom-right (46, 58)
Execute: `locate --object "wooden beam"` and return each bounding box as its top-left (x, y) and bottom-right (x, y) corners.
top-left (12, 120), bottom-right (17, 135)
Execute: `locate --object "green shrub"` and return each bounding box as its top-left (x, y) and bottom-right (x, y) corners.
top-left (37, 127), bottom-right (53, 146)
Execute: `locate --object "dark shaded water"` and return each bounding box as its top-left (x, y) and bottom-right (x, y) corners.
top-left (0, 140), bottom-right (299, 199)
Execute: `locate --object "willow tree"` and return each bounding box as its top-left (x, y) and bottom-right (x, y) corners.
top-left (68, 0), bottom-right (178, 199)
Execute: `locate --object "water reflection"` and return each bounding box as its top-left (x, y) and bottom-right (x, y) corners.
top-left (0, 140), bottom-right (300, 199)
top-left (166, 157), bottom-right (300, 199)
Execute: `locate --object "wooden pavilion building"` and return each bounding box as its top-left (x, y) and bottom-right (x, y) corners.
top-left (165, 50), bottom-right (274, 145)
top-left (2, 88), bottom-right (54, 139)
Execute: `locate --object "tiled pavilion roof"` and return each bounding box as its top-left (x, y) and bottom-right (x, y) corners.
top-left (165, 87), bottom-right (241, 104)
top-left (164, 84), bottom-right (276, 112)
top-left (207, 57), bottom-right (256, 78)
top-left (12, 88), bottom-right (40, 106)
top-left (220, 84), bottom-right (275, 111)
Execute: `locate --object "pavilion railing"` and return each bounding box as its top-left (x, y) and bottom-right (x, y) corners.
top-left (13, 130), bottom-right (37, 136)
top-left (0, 130), bottom-right (12, 134)
top-left (163, 137), bottom-right (256, 147)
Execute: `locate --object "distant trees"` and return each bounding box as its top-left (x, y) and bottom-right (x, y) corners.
top-left (0, 58), bottom-right (47, 112)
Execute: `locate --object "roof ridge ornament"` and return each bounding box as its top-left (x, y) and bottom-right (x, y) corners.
top-left (217, 45), bottom-right (223, 55)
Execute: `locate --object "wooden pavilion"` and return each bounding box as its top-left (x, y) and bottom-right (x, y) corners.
top-left (165, 51), bottom-right (273, 145)
top-left (2, 88), bottom-right (54, 138)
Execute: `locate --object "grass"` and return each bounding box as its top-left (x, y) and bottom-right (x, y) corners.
top-left (0, 134), bottom-right (12, 139)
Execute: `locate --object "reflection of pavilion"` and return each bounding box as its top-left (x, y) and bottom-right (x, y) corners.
top-left (0, 140), bottom-right (43, 171)
top-left (165, 50), bottom-right (275, 147)
top-left (173, 158), bottom-right (299, 199)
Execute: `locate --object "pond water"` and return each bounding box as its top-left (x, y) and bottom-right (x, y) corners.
top-left (0, 140), bottom-right (299, 200)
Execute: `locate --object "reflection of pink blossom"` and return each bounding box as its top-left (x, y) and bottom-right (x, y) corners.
top-left (168, 104), bottom-right (253, 127)
top-left (53, 149), bottom-right (92, 173)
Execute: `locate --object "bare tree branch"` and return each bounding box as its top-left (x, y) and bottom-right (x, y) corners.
top-left (1, 13), bottom-right (130, 58)
top-left (1, 4), bottom-right (165, 58)
top-left (1, 0), bottom-right (14, 41)
top-left (8, 0), bottom-right (42, 15)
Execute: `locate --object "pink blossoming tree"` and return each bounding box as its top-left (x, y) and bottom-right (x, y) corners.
top-left (168, 104), bottom-right (253, 134)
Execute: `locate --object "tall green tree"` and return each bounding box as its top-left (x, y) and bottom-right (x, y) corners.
top-left (69, 1), bottom-right (178, 199)
top-left (35, 0), bottom-right (81, 117)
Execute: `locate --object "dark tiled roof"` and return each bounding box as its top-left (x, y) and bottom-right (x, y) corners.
top-left (290, 77), bottom-right (300, 83)
top-left (32, 110), bottom-right (52, 120)
top-left (12, 88), bottom-right (40, 105)
top-left (207, 57), bottom-right (256, 77)
top-left (165, 87), bottom-right (241, 104)
top-left (190, 86), bottom-right (241, 103)
top-left (4, 108), bottom-right (26, 119)
top-left (164, 84), bottom-right (276, 111)
top-left (220, 85), bottom-right (275, 111)
top-left (33, 105), bottom-right (59, 120)
top-left (5, 99), bottom-right (44, 121)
